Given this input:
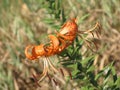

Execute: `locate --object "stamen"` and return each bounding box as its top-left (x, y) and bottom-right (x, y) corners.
top-left (83, 22), bottom-right (99, 34)
top-left (47, 73), bottom-right (52, 82)
top-left (32, 73), bottom-right (41, 87)
top-left (38, 59), bottom-right (48, 82)
top-left (68, 70), bottom-right (72, 80)
top-left (46, 58), bottom-right (59, 73)
top-left (60, 68), bottom-right (64, 77)
top-left (52, 79), bottom-right (58, 86)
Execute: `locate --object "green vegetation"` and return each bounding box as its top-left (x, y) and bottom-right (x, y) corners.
top-left (0, 0), bottom-right (120, 90)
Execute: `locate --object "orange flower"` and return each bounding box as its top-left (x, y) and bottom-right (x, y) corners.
top-left (25, 18), bottom-right (101, 85)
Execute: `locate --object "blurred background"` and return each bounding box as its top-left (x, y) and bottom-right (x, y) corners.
top-left (0, 0), bottom-right (120, 90)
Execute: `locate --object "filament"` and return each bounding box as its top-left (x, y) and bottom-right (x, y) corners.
top-left (38, 59), bottom-right (48, 82)
top-left (46, 57), bottom-right (59, 73)
top-left (83, 22), bottom-right (99, 33)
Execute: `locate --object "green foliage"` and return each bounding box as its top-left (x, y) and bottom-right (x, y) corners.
top-left (60, 38), bottom-right (120, 90)
top-left (41, 0), bottom-right (120, 90)
top-left (41, 0), bottom-right (66, 30)
top-left (0, 0), bottom-right (120, 90)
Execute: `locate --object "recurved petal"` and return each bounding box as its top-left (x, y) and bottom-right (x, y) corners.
top-left (25, 45), bottom-right (36, 60)
top-left (48, 35), bottom-right (60, 50)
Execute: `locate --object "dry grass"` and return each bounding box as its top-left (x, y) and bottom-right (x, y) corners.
top-left (0, 0), bottom-right (120, 90)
